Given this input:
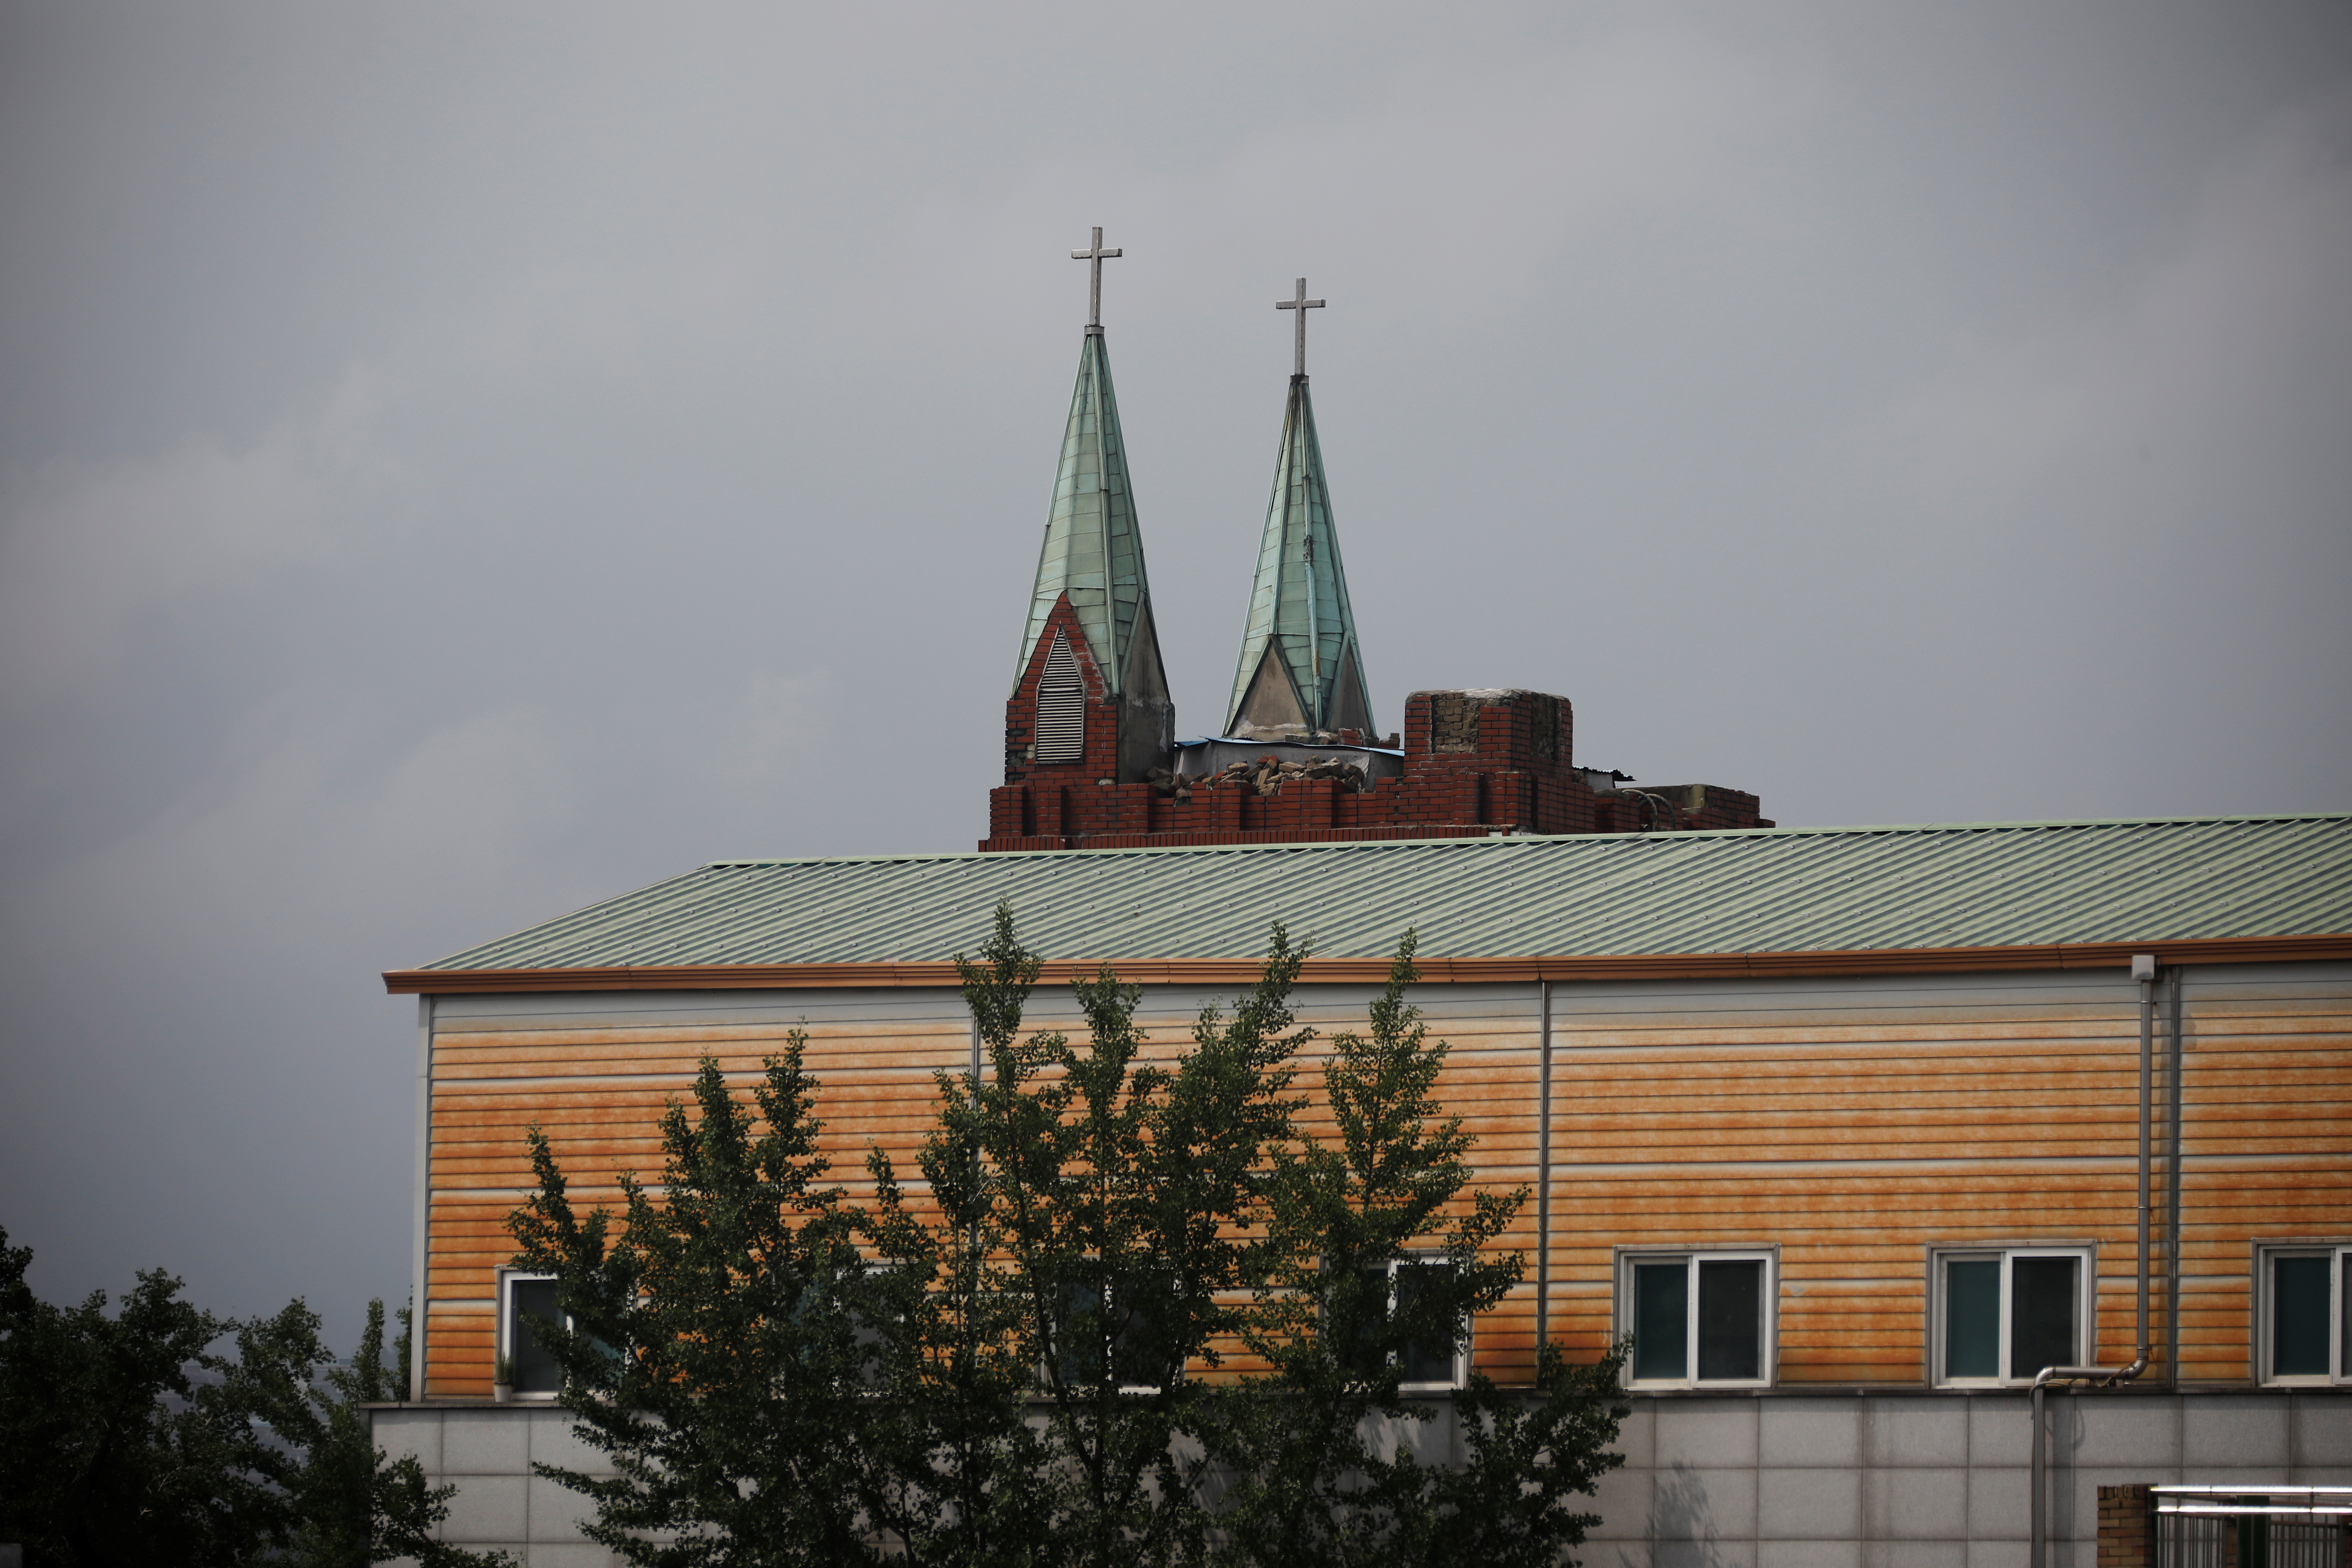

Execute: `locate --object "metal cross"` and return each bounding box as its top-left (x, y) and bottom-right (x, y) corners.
top-left (1276, 278), bottom-right (1325, 377)
top-left (1071, 226), bottom-right (1122, 331)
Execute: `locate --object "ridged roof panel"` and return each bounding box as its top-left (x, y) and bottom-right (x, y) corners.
top-left (415, 814), bottom-right (2352, 971)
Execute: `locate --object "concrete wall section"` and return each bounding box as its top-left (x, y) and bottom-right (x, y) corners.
top-left (1589, 1390), bottom-right (2352, 1568)
top-left (371, 1404), bottom-right (623, 1568)
top-left (375, 1391), bottom-right (2350, 1566)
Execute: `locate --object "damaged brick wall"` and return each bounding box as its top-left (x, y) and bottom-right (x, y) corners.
top-left (984, 683), bottom-right (1774, 852)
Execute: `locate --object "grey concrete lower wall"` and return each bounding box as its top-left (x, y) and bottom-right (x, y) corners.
top-left (372, 1391), bottom-right (2352, 1567)
top-left (1588, 1390), bottom-right (2352, 1568)
top-left (373, 1403), bottom-right (620, 1568)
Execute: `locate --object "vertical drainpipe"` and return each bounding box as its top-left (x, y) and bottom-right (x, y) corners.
top-left (1535, 979), bottom-right (1554, 1358)
top-left (968, 1012), bottom-right (984, 1257)
top-left (409, 994), bottom-right (435, 1403)
top-left (2029, 954), bottom-right (2156, 1568)
top-left (2164, 969), bottom-right (2186, 1385)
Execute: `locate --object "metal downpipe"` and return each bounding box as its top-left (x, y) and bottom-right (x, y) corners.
top-left (1535, 980), bottom-right (1554, 1352)
top-left (2029, 955), bottom-right (2157, 1568)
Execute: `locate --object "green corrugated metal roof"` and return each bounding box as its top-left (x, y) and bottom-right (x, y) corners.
top-left (414, 814), bottom-right (2352, 972)
top-left (1225, 375), bottom-right (1372, 737)
top-left (1016, 331), bottom-right (1158, 695)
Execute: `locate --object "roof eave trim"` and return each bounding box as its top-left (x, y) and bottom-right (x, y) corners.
top-left (385, 931), bottom-right (2352, 995)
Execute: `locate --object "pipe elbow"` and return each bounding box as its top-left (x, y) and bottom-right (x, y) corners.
top-left (2032, 1361), bottom-right (2141, 1391)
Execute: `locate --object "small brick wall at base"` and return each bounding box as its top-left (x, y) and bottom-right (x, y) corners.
top-left (2098, 1484), bottom-right (2153, 1567)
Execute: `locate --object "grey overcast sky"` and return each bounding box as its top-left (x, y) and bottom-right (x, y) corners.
top-left (2, 2), bottom-right (2347, 1339)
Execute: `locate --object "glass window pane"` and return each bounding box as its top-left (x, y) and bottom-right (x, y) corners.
top-left (1396, 1262), bottom-right (1457, 1384)
top-left (1945, 1260), bottom-right (2000, 1379)
top-left (1696, 1260), bottom-right (1763, 1380)
top-left (1057, 1278), bottom-right (1107, 1385)
top-left (2010, 1256), bottom-right (2079, 1380)
top-left (1107, 1279), bottom-right (1162, 1389)
top-left (2272, 1255), bottom-right (2331, 1377)
top-left (2343, 1254), bottom-right (2351, 1378)
top-left (1633, 1262), bottom-right (1688, 1380)
top-left (1343, 1267), bottom-right (1388, 1377)
top-left (509, 1278), bottom-right (563, 1393)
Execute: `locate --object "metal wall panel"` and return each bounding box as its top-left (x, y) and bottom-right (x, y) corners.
top-left (422, 980), bottom-right (1549, 1396)
top-left (419, 964), bottom-right (2352, 1401)
top-left (1542, 964), bottom-right (2352, 1387)
top-left (2171, 963), bottom-right (2352, 1384)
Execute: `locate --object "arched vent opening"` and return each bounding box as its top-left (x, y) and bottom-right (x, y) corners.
top-left (1034, 630), bottom-right (1085, 763)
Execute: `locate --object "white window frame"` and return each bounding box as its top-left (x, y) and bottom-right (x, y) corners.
top-left (1366, 1255), bottom-right (1468, 1391)
top-left (1927, 1244), bottom-right (2096, 1388)
top-left (2253, 1241), bottom-right (2351, 1387)
top-left (496, 1268), bottom-right (570, 1401)
top-left (1614, 1247), bottom-right (1777, 1392)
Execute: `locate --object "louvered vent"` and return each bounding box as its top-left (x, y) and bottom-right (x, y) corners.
top-left (1034, 630), bottom-right (1085, 763)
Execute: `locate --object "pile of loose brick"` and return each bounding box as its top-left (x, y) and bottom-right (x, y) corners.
top-left (1147, 756), bottom-right (1375, 802)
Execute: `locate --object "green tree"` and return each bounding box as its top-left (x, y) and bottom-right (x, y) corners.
top-left (281, 1296), bottom-right (509, 1568)
top-left (1203, 934), bottom-right (1629, 1567)
top-left (0, 1228), bottom-right (504, 1567)
top-left (507, 1042), bottom-right (887, 1566)
top-left (863, 903), bottom-right (1312, 1566)
top-left (509, 908), bottom-right (1625, 1567)
top-left (505, 911), bottom-right (1314, 1568)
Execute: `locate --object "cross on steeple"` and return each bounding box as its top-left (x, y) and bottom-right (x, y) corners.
top-left (1071, 226), bottom-right (1122, 334)
top-left (1276, 278), bottom-right (1325, 377)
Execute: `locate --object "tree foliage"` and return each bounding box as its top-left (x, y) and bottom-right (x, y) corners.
top-left (1207, 931), bottom-right (1629, 1567)
top-left (889, 907), bottom-right (1315, 1566)
top-left (509, 906), bottom-right (1626, 1567)
top-left (508, 1044), bottom-right (884, 1565)
top-left (0, 1228), bottom-right (505, 1567)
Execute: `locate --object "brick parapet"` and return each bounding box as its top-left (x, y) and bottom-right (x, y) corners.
top-left (983, 681), bottom-right (1774, 852)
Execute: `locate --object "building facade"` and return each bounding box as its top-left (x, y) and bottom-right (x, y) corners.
top-left (377, 819), bottom-right (2352, 1565)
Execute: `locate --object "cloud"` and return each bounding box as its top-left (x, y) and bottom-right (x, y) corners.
top-left (0, 681), bottom-right (587, 1317)
top-left (0, 372), bottom-right (393, 713)
top-left (1763, 79), bottom-right (2352, 813)
top-left (1895, 82), bottom-right (2352, 523)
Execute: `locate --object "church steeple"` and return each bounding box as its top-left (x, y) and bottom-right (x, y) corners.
top-left (1004, 230), bottom-right (1172, 784)
top-left (1013, 329), bottom-right (1164, 703)
top-left (1224, 279), bottom-right (1374, 740)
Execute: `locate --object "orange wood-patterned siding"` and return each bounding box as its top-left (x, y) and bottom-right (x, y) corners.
top-left (1540, 962), bottom-right (2352, 1386)
top-left (418, 962), bottom-right (2351, 1399)
top-left (2170, 963), bottom-right (2352, 1383)
top-left (421, 982), bottom-right (1549, 1398)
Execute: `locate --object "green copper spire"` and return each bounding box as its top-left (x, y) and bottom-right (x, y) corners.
top-left (1014, 327), bottom-right (1164, 702)
top-left (1224, 292), bottom-right (1374, 740)
top-left (1009, 230), bottom-right (1173, 783)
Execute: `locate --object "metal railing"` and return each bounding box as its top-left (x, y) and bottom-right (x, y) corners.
top-left (2155, 1488), bottom-right (2352, 1568)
